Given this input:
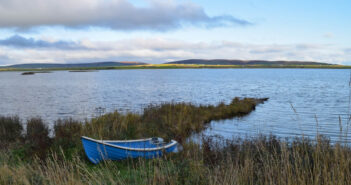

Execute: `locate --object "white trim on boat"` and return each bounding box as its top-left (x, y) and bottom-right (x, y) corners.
top-left (81, 136), bottom-right (178, 152)
top-left (81, 136), bottom-right (152, 142)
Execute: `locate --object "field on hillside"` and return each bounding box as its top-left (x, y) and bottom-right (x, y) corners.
top-left (1, 64), bottom-right (351, 72)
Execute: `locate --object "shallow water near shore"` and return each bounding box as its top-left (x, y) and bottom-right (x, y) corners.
top-left (0, 69), bottom-right (350, 142)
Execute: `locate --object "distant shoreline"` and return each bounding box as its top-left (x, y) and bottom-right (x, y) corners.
top-left (1, 64), bottom-right (351, 72)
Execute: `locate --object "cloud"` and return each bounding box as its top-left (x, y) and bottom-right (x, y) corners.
top-left (0, 55), bottom-right (10, 65)
top-left (295, 44), bottom-right (327, 50)
top-left (249, 48), bottom-right (283, 54)
top-left (0, 0), bottom-right (250, 31)
top-left (0, 36), bottom-right (349, 65)
top-left (0, 48), bottom-right (12, 65)
top-left (0, 35), bottom-right (85, 50)
top-left (323, 33), bottom-right (334, 38)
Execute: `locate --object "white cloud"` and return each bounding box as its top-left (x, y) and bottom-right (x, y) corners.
top-left (0, 36), bottom-right (349, 65)
top-left (0, 35), bottom-right (85, 49)
top-left (323, 33), bottom-right (334, 38)
top-left (0, 0), bottom-right (250, 31)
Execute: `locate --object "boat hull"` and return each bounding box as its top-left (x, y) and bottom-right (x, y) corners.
top-left (81, 136), bottom-right (178, 164)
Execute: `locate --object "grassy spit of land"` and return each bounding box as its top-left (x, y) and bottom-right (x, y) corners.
top-left (1, 64), bottom-right (351, 72)
top-left (1, 98), bottom-right (351, 184)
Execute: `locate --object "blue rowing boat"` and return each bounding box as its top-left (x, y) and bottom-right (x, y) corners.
top-left (81, 136), bottom-right (178, 164)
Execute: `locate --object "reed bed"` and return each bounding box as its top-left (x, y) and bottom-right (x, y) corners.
top-left (1, 136), bottom-right (351, 184)
top-left (2, 97), bottom-right (351, 184)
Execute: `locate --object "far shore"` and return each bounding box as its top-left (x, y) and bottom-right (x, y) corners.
top-left (1, 64), bottom-right (351, 72)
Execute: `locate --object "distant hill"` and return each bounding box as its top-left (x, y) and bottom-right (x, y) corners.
top-left (166, 59), bottom-right (330, 65)
top-left (3, 61), bottom-right (147, 69)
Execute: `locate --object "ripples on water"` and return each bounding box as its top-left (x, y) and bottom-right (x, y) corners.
top-left (0, 69), bottom-right (350, 142)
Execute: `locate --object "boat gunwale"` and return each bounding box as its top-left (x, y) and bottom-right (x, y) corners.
top-left (81, 136), bottom-right (178, 152)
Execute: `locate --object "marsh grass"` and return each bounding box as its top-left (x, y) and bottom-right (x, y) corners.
top-left (0, 116), bottom-right (22, 148)
top-left (1, 136), bottom-right (351, 184)
top-left (2, 97), bottom-right (351, 184)
top-left (25, 118), bottom-right (51, 160)
top-left (1, 98), bottom-right (265, 160)
top-left (83, 97), bottom-right (265, 143)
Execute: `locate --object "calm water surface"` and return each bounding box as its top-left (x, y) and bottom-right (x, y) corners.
top-left (0, 69), bottom-right (350, 142)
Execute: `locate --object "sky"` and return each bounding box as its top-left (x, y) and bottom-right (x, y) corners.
top-left (0, 0), bottom-right (350, 65)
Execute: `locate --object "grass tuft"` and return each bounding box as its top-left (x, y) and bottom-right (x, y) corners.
top-left (25, 118), bottom-right (51, 159)
top-left (0, 116), bottom-right (22, 148)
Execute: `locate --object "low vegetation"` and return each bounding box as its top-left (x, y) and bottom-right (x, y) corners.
top-left (21, 72), bottom-right (35, 75)
top-left (1, 98), bottom-right (351, 184)
top-left (0, 116), bottom-right (22, 148)
top-left (21, 71), bottom-right (52, 75)
top-left (84, 97), bottom-right (266, 143)
top-left (68, 70), bottom-right (98, 72)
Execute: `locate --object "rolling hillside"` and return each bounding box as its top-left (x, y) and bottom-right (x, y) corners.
top-left (3, 61), bottom-right (147, 69)
top-left (166, 59), bottom-right (330, 65)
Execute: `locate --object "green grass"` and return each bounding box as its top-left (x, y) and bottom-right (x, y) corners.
top-left (1, 97), bottom-right (267, 159)
top-left (85, 98), bottom-right (268, 143)
top-left (1, 64), bottom-right (351, 72)
top-left (2, 98), bottom-right (351, 184)
top-left (1, 135), bottom-right (351, 184)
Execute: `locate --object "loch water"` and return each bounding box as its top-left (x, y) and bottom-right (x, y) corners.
top-left (1, 69), bottom-right (350, 142)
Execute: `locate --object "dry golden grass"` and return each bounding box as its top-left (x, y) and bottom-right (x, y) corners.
top-left (2, 98), bottom-right (351, 184)
top-left (1, 136), bottom-right (351, 185)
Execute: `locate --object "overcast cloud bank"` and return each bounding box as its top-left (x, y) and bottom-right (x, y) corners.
top-left (0, 35), bottom-right (349, 65)
top-left (0, 0), bottom-right (250, 31)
